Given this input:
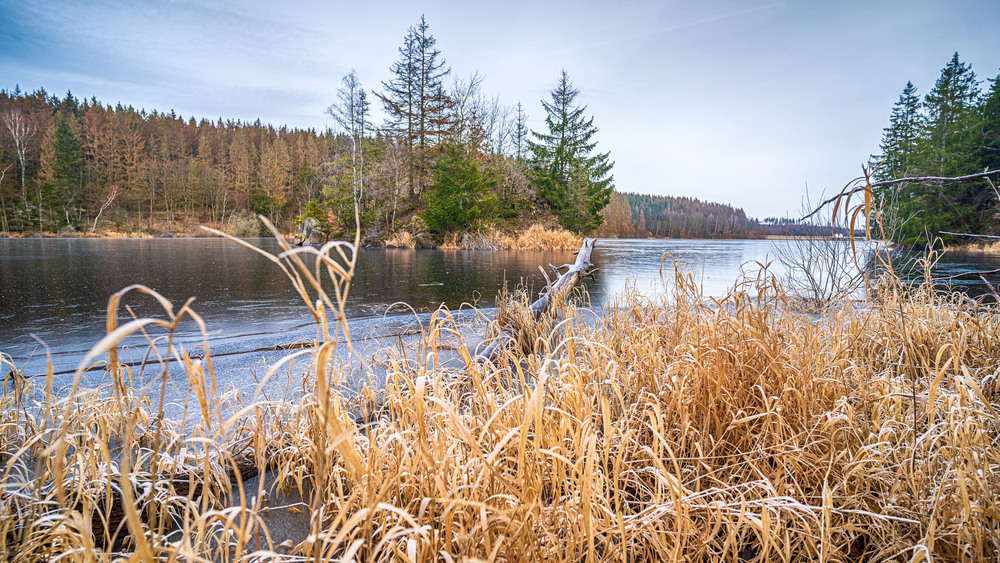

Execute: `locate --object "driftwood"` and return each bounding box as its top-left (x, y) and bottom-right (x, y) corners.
top-left (79, 456), bottom-right (260, 550)
top-left (940, 268), bottom-right (1000, 281)
top-left (475, 238), bottom-right (597, 364)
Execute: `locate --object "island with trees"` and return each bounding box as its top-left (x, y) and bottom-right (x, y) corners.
top-left (3, 20), bottom-right (997, 249)
top-left (0, 16), bottom-right (774, 247)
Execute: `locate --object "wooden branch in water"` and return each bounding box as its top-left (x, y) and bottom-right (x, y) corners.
top-left (475, 238), bottom-right (597, 364)
top-left (939, 268), bottom-right (1000, 281)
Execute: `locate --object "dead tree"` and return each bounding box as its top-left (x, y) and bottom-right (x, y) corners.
top-left (475, 237), bottom-right (597, 364)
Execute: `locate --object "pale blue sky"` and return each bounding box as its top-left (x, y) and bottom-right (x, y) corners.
top-left (2, 0), bottom-right (999, 218)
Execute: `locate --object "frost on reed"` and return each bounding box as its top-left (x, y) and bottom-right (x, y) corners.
top-left (2, 222), bottom-right (999, 562)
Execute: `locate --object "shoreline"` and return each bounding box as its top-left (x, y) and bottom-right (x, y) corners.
top-left (946, 241), bottom-right (1000, 255)
top-left (2, 227), bottom-right (777, 246)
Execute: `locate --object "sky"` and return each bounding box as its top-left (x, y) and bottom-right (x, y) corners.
top-left (2, 0), bottom-right (999, 220)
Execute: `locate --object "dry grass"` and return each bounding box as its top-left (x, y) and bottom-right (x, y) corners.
top-left (946, 240), bottom-right (1000, 254)
top-left (10, 211), bottom-right (274, 239)
top-left (446, 224), bottom-right (583, 250)
top-left (384, 230), bottom-right (420, 249)
top-left (2, 221), bottom-right (999, 562)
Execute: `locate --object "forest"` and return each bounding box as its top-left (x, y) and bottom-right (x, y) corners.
top-left (871, 52), bottom-right (1000, 244)
top-left (0, 17), bottom-right (781, 244)
top-left (0, 17), bottom-right (619, 242)
top-left (598, 192), bottom-right (760, 238)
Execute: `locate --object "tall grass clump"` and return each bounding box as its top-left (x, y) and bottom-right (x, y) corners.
top-left (2, 213), bottom-right (999, 561)
top-left (443, 224), bottom-right (582, 250)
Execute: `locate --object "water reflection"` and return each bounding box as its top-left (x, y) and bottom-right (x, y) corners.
top-left (2, 237), bottom-right (998, 380)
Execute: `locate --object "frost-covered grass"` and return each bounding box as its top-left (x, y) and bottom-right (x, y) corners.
top-left (2, 223), bottom-right (999, 562)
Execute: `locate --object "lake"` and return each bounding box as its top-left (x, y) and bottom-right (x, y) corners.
top-left (1, 236), bottom-right (997, 394)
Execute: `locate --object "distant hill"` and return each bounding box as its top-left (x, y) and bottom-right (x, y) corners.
top-left (597, 192), bottom-right (857, 239)
top-left (598, 192), bottom-right (759, 239)
top-left (755, 217), bottom-right (855, 238)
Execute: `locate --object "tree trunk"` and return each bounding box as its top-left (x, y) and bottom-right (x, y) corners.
top-left (475, 237), bottom-right (597, 364)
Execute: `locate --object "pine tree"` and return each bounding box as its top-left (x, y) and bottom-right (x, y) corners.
top-left (527, 70), bottom-right (614, 233)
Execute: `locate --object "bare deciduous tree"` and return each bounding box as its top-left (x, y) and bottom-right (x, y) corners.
top-left (449, 72), bottom-right (485, 146)
top-left (775, 184), bottom-right (916, 310)
top-left (2, 109), bottom-right (37, 205)
top-left (0, 161), bottom-right (12, 235)
top-left (91, 184), bottom-right (120, 233)
top-left (327, 70), bottom-right (371, 223)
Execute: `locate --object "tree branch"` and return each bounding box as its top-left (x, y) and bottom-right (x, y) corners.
top-left (939, 268), bottom-right (1000, 281)
top-left (939, 231), bottom-right (1000, 240)
top-left (803, 170), bottom-right (1000, 221)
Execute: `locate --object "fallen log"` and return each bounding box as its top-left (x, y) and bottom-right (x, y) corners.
top-left (475, 237), bottom-right (597, 364)
top-left (82, 455), bottom-right (260, 551)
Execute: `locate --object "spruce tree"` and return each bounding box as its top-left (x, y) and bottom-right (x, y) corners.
top-left (874, 82), bottom-right (921, 182)
top-left (423, 143), bottom-right (496, 232)
top-left (980, 71), bottom-right (1000, 233)
top-left (513, 102), bottom-right (528, 161)
top-left (922, 52), bottom-right (980, 177)
top-left (293, 156), bottom-right (313, 207)
top-left (980, 70), bottom-right (1000, 174)
top-left (39, 112), bottom-right (83, 228)
top-left (918, 53), bottom-right (987, 238)
top-left (881, 53), bottom-right (990, 242)
top-left (527, 70), bottom-right (614, 233)
top-left (873, 82), bottom-right (922, 240)
top-left (376, 15), bottom-right (450, 196)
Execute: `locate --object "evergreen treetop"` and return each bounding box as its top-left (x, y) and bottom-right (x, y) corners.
top-left (979, 70), bottom-right (1000, 173)
top-left (922, 52), bottom-right (981, 177)
top-left (874, 81), bottom-right (921, 182)
top-left (527, 70), bottom-right (614, 233)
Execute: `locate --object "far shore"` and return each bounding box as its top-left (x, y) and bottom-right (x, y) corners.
top-left (0, 223), bottom-right (586, 251)
top-left (14, 227), bottom-right (988, 255)
top-left (945, 241), bottom-right (1000, 254)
